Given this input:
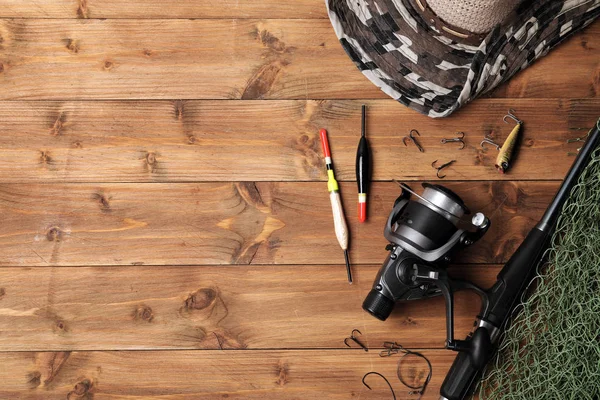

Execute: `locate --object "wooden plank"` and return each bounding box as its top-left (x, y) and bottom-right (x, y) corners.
top-left (0, 0), bottom-right (328, 19)
top-left (0, 181), bottom-right (556, 266)
top-left (0, 264), bottom-right (499, 351)
top-left (0, 349), bottom-right (456, 399)
top-left (0, 99), bottom-right (596, 183)
top-left (0, 19), bottom-right (597, 100)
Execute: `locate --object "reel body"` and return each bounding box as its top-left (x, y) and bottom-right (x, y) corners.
top-left (363, 183), bottom-right (490, 350)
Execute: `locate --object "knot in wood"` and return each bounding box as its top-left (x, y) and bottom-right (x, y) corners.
top-left (92, 193), bottom-right (111, 212)
top-left (185, 288), bottom-right (217, 311)
top-left (275, 361), bottom-right (290, 386)
top-left (134, 305), bottom-right (154, 322)
top-left (74, 379), bottom-right (92, 394)
top-left (66, 39), bottom-right (80, 54)
top-left (26, 371), bottom-right (42, 389)
top-left (146, 152), bottom-right (156, 166)
top-left (46, 227), bottom-right (63, 242)
top-left (40, 151), bottom-right (51, 164)
top-left (68, 378), bottom-right (93, 399)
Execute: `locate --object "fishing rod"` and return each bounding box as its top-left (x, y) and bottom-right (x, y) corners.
top-left (440, 118), bottom-right (600, 400)
top-left (360, 119), bottom-right (600, 400)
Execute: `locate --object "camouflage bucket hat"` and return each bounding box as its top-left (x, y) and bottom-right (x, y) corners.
top-left (326, 0), bottom-right (599, 118)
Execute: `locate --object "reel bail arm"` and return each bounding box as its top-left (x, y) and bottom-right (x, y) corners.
top-left (411, 263), bottom-right (490, 353)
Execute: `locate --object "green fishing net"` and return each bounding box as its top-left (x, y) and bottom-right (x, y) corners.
top-left (479, 147), bottom-right (600, 400)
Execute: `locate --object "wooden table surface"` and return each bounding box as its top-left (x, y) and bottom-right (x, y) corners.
top-left (0, 1), bottom-right (598, 399)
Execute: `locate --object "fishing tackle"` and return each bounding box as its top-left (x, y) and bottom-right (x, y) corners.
top-left (359, 120), bottom-right (600, 400)
top-left (441, 132), bottom-right (466, 150)
top-left (320, 129), bottom-right (352, 283)
top-left (362, 372), bottom-right (396, 400)
top-left (480, 134), bottom-right (501, 151)
top-left (344, 329), bottom-right (368, 351)
top-left (432, 159), bottom-right (456, 179)
top-left (397, 350), bottom-right (432, 399)
top-left (362, 181), bottom-right (490, 332)
top-left (377, 341), bottom-right (433, 399)
top-left (438, 119), bottom-right (600, 400)
top-left (379, 341), bottom-right (403, 357)
top-left (495, 109), bottom-right (523, 174)
top-left (403, 129), bottom-right (425, 153)
top-left (356, 105), bottom-right (371, 223)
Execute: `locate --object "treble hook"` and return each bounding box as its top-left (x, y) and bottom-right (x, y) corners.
top-left (503, 108), bottom-right (522, 125)
top-left (403, 129), bottom-right (425, 153)
top-left (362, 372), bottom-right (396, 400)
top-left (441, 131), bottom-right (466, 150)
top-left (480, 134), bottom-right (501, 151)
top-left (344, 329), bottom-right (368, 352)
top-left (431, 159), bottom-right (456, 179)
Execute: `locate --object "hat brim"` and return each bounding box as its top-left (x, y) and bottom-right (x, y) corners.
top-left (327, 0), bottom-right (599, 117)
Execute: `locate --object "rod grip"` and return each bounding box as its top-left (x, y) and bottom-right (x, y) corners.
top-left (440, 351), bottom-right (481, 400)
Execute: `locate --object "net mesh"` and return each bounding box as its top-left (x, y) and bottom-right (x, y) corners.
top-left (479, 144), bottom-right (600, 399)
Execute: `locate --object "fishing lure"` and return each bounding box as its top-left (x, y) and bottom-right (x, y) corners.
top-left (495, 109), bottom-right (523, 174)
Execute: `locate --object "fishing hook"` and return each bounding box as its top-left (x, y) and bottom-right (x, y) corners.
top-left (403, 129), bottom-right (425, 153)
top-left (432, 159), bottom-right (456, 179)
top-left (380, 341), bottom-right (403, 357)
top-left (480, 134), bottom-right (501, 151)
top-left (441, 131), bottom-right (466, 150)
top-left (362, 372), bottom-right (397, 400)
top-left (503, 108), bottom-right (523, 125)
top-left (344, 329), bottom-right (368, 352)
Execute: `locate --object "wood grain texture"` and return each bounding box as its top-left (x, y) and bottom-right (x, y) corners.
top-left (0, 19), bottom-right (597, 100)
top-left (0, 0), bottom-right (328, 19)
top-left (0, 181), bottom-right (556, 266)
top-left (0, 2), bottom-right (597, 398)
top-left (0, 265), bottom-right (499, 351)
top-left (0, 99), bottom-right (596, 183)
top-left (0, 349), bottom-right (453, 399)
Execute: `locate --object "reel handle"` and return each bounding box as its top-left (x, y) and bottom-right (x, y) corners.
top-left (414, 264), bottom-right (489, 351)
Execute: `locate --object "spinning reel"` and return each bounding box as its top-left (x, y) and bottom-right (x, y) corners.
top-left (363, 183), bottom-right (491, 352)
